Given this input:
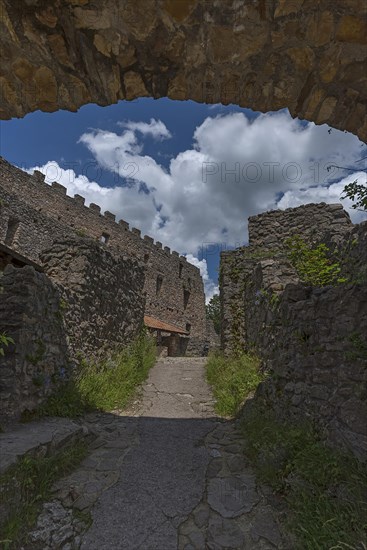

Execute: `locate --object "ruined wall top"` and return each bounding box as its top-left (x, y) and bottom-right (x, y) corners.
top-left (220, 202), bottom-right (357, 354)
top-left (248, 202), bottom-right (352, 248)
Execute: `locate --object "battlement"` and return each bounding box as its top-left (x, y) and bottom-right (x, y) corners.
top-left (0, 157), bottom-right (199, 272)
top-left (0, 156), bottom-right (207, 351)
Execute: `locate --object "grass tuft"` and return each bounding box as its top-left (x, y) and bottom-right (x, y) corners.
top-left (240, 403), bottom-right (367, 549)
top-left (0, 440), bottom-right (88, 549)
top-left (206, 351), bottom-right (264, 417)
top-left (76, 331), bottom-right (156, 412)
top-left (22, 331), bottom-right (156, 420)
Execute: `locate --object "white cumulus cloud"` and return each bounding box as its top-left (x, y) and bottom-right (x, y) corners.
top-left (185, 254), bottom-right (219, 303)
top-left (278, 172), bottom-right (367, 224)
top-left (118, 118), bottom-right (172, 140)
top-left (26, 109), bottom-right (367, 298)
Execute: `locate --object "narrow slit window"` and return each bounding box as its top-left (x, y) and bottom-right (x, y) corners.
top-left (156, 275), bottom-right (163, 294)
top-left (5, 218), bottom-right (20, 246)
top-left (184, 289), bottom-right (190, 309)
top-left (100, 232), bottom-right (110, 244)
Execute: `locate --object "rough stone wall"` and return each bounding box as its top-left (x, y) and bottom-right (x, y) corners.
top-left (220, 203), bottom-right (367, 459)
top-left (220, 203), bottom-right (353, 353)
top-left (0, 158), bottom-right (207, 353)
top-left (248, 202), bottom-right (352, 249)
top-left (220, 247), bottom-right (259, 355)
top-left (339, 221), bottom-right (367, 283)
top-left (0, 236), bottom-right (146, 418)
top-left (245, 278), bottom-right (367, 460)
top-left (40, 237), bottom-right (146, 361)
top-left (206, 319), bottom-right (220, 353)
top-left (0, 179), bottom-right (74, 258)
top-left (0, 1), bottom-right (366, 141)
top-left (0, 265), bottom-right (71, 420)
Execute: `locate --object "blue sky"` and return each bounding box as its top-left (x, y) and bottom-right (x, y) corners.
top-left (1, 98), bottom-right (366, 299)
top-left (1, 98), bottom-right (257, 186)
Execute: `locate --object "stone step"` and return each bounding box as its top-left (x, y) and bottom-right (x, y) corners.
top-left (0, 417), bottom-right (89, 475)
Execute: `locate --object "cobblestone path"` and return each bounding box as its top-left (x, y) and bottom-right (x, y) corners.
top-left (29, 357), bottom-right (289, 549)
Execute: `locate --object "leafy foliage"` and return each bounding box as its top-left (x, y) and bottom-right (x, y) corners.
top-left (206, 351), bottom-right (264, 416)
top-left (341, 180), bottom-right (367, 211)
top-left (205, 294), bottom-right (221, 335)
top-left (241, 404), bottom-right (367, 550)
top-left (285, 235), bottom-right (347, 287)
top-left (0, 333), bottom-right (14, 357)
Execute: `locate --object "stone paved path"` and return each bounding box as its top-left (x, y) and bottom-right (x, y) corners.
top-left (29, 358), bottom-right (290, 549)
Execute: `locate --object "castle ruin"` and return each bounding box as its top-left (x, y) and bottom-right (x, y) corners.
top-left (0, 0), bottom-right (366, 459)
top-left (0, 157), bottom-right (209, 419)
top-left (220, 203), bottom-right (367, 459)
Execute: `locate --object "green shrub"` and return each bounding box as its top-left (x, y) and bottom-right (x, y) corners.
top-left (206, 352), bottom-right (264, 417)
top-left (285, 235), bottom-right (347, 286)
top-left (240, 404), bottom-right (367, 549)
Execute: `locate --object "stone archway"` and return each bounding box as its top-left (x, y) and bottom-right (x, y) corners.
top-left (0, 0), bottom-right (366, 141)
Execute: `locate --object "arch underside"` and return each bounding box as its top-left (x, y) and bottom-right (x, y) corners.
top-left (0, 0), bottom-right (366, 141)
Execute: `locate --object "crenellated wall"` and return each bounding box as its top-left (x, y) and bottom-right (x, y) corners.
top-left (0, 178), bottom-right (75, 259)
top-left (0, 157), bottom-right (208, 353)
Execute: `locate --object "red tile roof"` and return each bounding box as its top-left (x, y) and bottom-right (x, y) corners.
top-left (144, 315), bottom-right (188, 335)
